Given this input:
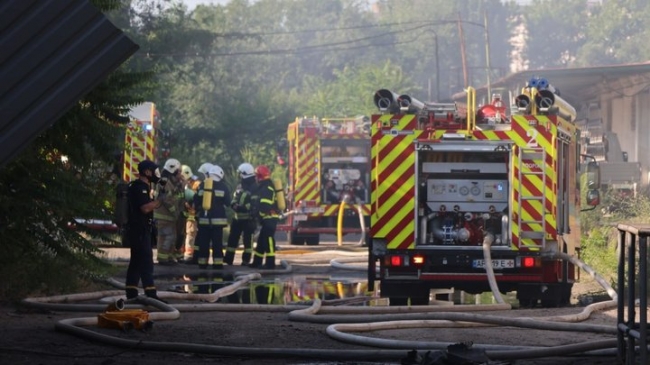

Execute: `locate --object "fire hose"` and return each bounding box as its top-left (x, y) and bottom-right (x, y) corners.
top-left (19, 245), bottom-right (631, 362)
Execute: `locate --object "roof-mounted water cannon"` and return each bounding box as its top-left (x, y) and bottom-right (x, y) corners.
top-left (534, 89), bottom-right (576, 122)
top-left (527, 77), bottom-right (541, 89)
top-left (535, 77), bottom-right (559, 95)
top-left (514, 94), bottom-right (532, 113)
top-left (373, 89), bottom-right (400, 112)
top-left (397, 94), bottom-right (425, 112)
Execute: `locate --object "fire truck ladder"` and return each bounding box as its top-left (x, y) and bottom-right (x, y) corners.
top-left (517, 147), bottom-right (547, 247)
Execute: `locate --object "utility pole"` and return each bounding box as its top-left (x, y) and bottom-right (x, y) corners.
top-left (457, 12), bottom-right (468, 89)
top-left (484, 9), bottom-right (492, 99)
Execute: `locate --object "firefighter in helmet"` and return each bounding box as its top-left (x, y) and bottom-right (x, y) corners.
top-left (153, 158), bottom-right (184, 265)
top-left (181, 167), bottom-right (201, 264)
top-left (193, 164), bottom-right (230, 270)
top-left (173, 165), bottom-right (193, 261)
top-left (197, 162), bottom-right (213, 180)
top-left (224, 162), bottom-right (258, 266)
top-left (250, 165), bottom-right (279, 269)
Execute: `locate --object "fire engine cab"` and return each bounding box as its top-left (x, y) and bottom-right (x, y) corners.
top-left (368, 80), bottom-right (600, 307)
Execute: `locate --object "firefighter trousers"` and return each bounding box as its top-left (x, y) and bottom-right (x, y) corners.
top-left (183, 219), bottom-right (198, 261)
top-left (156, 219), bottom-right (177, 264)
top-left (252, 218), bottom-right (277, 268)
top-left (125, 228), bottom-right (157, 299)
top-left (196, 224), bottom-right (225, 268)
top-left (224, 218), bottom-right (255, 265)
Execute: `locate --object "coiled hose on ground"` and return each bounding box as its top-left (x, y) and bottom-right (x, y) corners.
top-left (19, 244), bottom-right (630, 362)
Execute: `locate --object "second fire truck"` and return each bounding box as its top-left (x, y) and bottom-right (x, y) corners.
top-left (368, 80), bottom-right (600, 307)
top-left (278, 116), bottom-right (371, 245)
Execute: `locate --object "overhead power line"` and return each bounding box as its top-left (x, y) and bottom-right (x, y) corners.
top-left (137, 20), bottom-right (465, 58)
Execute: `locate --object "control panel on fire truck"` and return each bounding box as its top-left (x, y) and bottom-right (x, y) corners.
top-left (422, 162), bottom-right (509, 212)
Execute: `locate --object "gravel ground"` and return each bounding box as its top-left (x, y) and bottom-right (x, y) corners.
top-left (0, 240), bottom-right (638, 365)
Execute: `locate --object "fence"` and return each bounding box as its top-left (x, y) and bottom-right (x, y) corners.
top-left (616, 223), bottom-right (649, 364)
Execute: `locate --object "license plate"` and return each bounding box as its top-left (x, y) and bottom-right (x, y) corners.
top-left (293, 214), bottom-right (308, 221)
top-left (472, 259), bottom-right (514, 269)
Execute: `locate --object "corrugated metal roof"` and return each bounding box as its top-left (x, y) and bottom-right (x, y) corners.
top-left (454, 62), bottom-right (650, 104)
top-left (0, 0), bottom-right (139, 167)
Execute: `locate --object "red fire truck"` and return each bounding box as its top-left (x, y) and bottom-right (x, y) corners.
top-left (368, 80), bottom-right (600, 307)
top-left (278, 116), bottom-right (371, 245)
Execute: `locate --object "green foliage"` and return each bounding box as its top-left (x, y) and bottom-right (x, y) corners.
top-left (575, 0), bottom-right (650, 66)
top-left (0, 32), bottom-right (154, 301)
top-left (522, 0), bottom-right (589, 68)
top-left (580, 225), bottom-right (618, 283)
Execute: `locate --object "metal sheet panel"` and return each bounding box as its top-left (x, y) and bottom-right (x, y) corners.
top-left (0, 0), bottom-right (139, 167)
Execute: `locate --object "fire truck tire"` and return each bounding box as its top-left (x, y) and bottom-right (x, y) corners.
top-left (518, 297), bottom-right (538, 308)
top-left (288, 231), bottom-right (306, 245)
top-left (305, 235), bottom-right (319, 246)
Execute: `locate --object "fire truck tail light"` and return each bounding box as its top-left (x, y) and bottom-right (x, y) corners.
top-left (521, 256), bottom-right (539, 268)
top-left (390, 255), bottom-right (402, 267)
top-left (413, 255), bottom-right (425, 266)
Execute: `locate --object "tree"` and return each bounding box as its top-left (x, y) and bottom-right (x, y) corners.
top-left (575, 0), bottom-right (650, 66)
top-left (521, 0), bottom-right (589, 69)
top-left (0, 1), bottom-right (155, 301)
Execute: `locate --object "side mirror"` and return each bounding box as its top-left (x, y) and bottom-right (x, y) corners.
top-left (586, 189), bottom-right (600, 207)
top-left (586, 161), bottom-right (600, 189)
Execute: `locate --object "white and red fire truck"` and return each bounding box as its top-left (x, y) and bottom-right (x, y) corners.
top-left (368, 80), bottom-right (600, 307)
top-left (278, 116), bottom-right (371, 245)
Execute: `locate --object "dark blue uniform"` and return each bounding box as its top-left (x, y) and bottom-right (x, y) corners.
top-left (125, 179), bottom-right (158, 299)
top-left (250, 179), bottom-right (279, 269)
top-left (193, 178), bottom-right (231, 269)
top-left (224, 176), bottom-right (257, 265)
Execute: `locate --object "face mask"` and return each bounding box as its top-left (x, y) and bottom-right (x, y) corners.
top-left (149, 168), bottom-right (161, 184)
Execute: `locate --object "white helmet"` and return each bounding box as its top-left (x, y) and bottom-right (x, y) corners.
top-left (181, 165), bottom-right (193, 180)
top-left (208, 165), bottom-right (225, 181)
top-left (163, 158), bottom-right (181, 174)
top-left (237, 162), bottom-right (255, 178)
top-left (197, 162), bottom-right (213, 178)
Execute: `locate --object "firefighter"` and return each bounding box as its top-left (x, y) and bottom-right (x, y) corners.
top-left (197, 162), bottom-right (213, 180)
top-left (153, 158), bottom-right (184, 265)
top-left (125, 160), bottom-right (165, 301)
top-left (175, 165), bottom-right (193, 260)
top-left (250, 165), bottom-right (279, 269)
top-left (193, 164), bottom-right (230, 270)
top-left (224, 162), bottom-right (257, 266)
top-left (181, 173), bottom-right (201, 264)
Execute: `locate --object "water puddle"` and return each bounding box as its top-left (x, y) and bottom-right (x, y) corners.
top-left (162, 273), bottom-right (376, 305)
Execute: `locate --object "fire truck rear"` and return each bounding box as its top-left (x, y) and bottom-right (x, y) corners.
top-left (368, 80), bottom-right (601, 307)
top-left (278, 116), bottom-right (371, 245)
top-left (113, 102), bottom-right (162, 236)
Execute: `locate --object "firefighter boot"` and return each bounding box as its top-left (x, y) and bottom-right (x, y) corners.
top-left (249, 256), bottom-right (263, 269)
top-left (262, 257), bottom-right (275, 270)
top-left (223, 250), bottom-right (235, 266)
top-left (126, 288), bottom-right (139, 300)
top-left (144, 289), bottom-right (168, 304)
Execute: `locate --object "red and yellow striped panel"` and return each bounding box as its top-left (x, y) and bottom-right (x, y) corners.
top-left (371, 112), bottom-right (574, 252)
top-left (371, 114), bottom-right (424, 250)
top-left (122, 122), bottom-right (155, 182)
top-left (292, 129), bottom-right (320, 205)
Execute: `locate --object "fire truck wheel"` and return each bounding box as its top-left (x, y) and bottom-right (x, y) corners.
top-left (305, 235), bottom-right (319, 246)
top-left (518, 297), bottom-right (538, 308)
top-left (289, 232), bottom-right (306, 245)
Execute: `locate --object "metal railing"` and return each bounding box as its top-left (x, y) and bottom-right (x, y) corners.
top-left (616, 223), bottom-right (649, 364)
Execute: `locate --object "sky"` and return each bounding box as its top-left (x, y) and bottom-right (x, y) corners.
top-left (181, 0), bottom-right (531, 11)
top-left (180, 0), bottom-right (230, 10)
